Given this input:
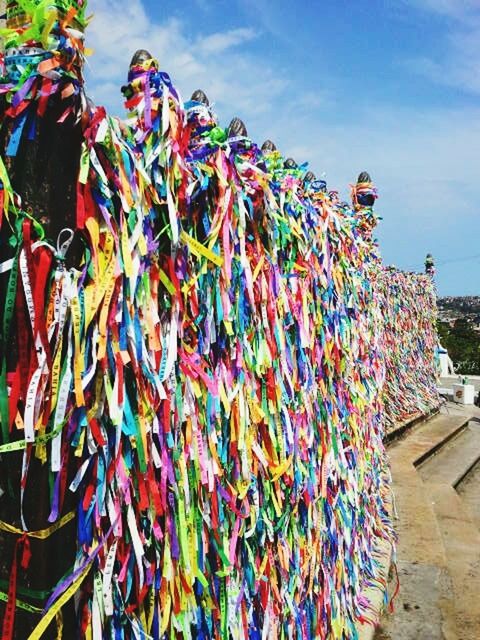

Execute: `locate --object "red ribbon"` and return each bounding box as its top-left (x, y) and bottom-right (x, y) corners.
top-left (1, 534), bottom-right (31, 640)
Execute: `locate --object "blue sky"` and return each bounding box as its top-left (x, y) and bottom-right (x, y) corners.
top-left (86, 0), bottom-right (480, 296)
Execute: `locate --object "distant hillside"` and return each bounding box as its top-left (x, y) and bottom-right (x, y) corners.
top-left (438, 296), bottom-right (480, 318)
top-left (437, 297), bottom-right (480, 375)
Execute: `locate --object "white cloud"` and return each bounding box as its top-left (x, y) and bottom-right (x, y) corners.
top-left (199, 28), bottom-right (257, 54)
top-left (86, 0), bottom-right (284, 125)
top-left (400, 0), bottom-right (480, 94)
top-left (403, 0), bottom-right (478, 19)
top-left (267, 102), bottom-right (480, 201)
top-left (405, 21), bottom-right (480, 93)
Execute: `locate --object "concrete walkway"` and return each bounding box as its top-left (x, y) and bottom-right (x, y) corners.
top-left (457, 461), bottom-right (480, 531)
top-left (375, 403), bottom-right (480, 640)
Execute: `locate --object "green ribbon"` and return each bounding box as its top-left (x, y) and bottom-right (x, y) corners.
top-left (0, 249), bottom-right (19, 444)
top-left (0, 410), bottom-right (73, 454)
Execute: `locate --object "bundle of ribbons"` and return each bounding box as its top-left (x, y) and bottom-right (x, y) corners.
top-left (0, 1), bottom-right (440, 638)
top-left (377, 268), bottom-right (440, 433)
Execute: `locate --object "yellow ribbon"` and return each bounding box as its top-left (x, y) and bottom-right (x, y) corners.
top-left (180, 230), bottom-right (224, 268)
top-left (0, 510), bottom-right (75, 539)
top-left (27, 562), bottom-right (91, 640)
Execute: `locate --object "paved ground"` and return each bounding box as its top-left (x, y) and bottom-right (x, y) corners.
top-left (375, 563), bottom-right (455, 640)
top-left (457, 458), bottom-right (480, 531)
top-left (375, 403), bottom-right (480, 640)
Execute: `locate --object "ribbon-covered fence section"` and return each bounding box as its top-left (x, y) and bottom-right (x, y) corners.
top-left (378, 267), bottom-right (440, 433)
top-left (0, 1), bottom-right (406, 638)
